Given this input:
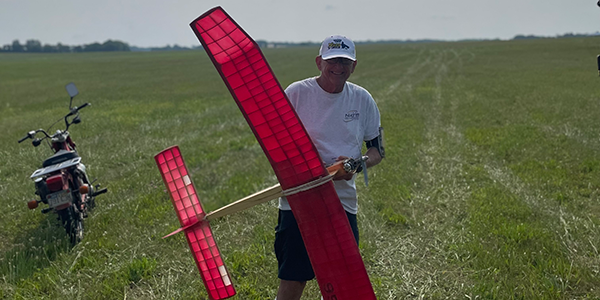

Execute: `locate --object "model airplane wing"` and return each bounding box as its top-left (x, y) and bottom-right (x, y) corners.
top-left (155, 146), bottom-right (235, 300)
top-left (190, 7), bottom-right (376, 299)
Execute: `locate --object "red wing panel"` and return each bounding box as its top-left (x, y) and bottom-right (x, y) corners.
top-left (287, 183), bottom-right (376, 300)
top-left (155, 146), bottom-right (235, 300)
top-left (190, 7), bottom-right (376, 299)
top-left (190, 7), bottom-right (323, 191)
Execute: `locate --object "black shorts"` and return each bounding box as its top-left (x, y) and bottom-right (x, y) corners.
top-left (274, 209), bottom-right (359, 281)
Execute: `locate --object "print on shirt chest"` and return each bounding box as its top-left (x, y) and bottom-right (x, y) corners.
top-left (344, 110), bottom-right (359, 122)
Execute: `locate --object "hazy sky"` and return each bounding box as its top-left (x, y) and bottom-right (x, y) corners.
top-left (1, 0), bottom-right (598, 48)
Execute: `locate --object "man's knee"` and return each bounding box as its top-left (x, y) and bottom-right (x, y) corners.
top-left (277, 279), bottom-right (307, 300)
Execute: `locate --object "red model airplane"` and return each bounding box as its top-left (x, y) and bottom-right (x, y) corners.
top-left (155, 6), bottom-right (377, 300)
top-left (190, 6), bottom-right (376, 299)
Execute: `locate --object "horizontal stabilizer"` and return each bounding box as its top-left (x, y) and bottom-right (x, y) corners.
top-left (155, 146), bottom-right (236, 300)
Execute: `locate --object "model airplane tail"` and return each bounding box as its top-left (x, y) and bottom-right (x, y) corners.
top-left (190, 7), bottom-right (376, 299)
top-left (155, 146), bottom-right (235, 300)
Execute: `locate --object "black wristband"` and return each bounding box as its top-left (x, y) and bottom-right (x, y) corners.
top-left (356, 163), bottom-right (363, 173)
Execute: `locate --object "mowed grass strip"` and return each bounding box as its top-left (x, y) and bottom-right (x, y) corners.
top-left (465, 184), bottom-right (582, 298)
top-left (1, 36), bottom-right (600, 299)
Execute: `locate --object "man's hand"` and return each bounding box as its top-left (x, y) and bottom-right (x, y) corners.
top-left (334, 156), bottom-right (355, 181)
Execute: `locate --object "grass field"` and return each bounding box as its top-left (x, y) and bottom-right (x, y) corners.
top-left (1, 36), bottom-right (600, 299)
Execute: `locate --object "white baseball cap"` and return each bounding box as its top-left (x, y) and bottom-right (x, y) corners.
top-left (319, 35), bottom-right (356, 61)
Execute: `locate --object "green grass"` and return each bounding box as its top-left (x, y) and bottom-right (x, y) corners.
top-left (1, 36), bottom-right (600, 299)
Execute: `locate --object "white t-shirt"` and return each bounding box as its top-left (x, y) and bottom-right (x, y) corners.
top-left (278, 77), bottom-right (381, 214)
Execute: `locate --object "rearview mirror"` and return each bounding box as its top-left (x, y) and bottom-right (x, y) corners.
top-left (65, 83), bottom-right (79, 98)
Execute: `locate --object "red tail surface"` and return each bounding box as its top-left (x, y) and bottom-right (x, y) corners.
top-left (190, 7), bottom-right (376, 299)
top-left (155, 146), bottom-right (236, 300)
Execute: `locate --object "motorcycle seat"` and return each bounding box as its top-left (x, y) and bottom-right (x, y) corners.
top-left (42, 150), bottom-right (80, 167)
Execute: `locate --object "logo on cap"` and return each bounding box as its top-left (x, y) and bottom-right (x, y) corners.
top-left (320, 35), bottom-right (356, 60)
top-left (328, 39), bottom-right (350, 50)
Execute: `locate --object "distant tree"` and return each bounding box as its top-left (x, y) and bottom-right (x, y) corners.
top-left (83, 42), bottom-right (103, 52)
top-left (513, 35), bottom-right (541, 40)
top-left (149, 44), bottom-right (191, 51)
top-left (25, 39), bottom-right (42, 52)
top-left (256, 40), bottom-right (268, 48)
top-left (57, 43), bottom-right (71, 53)
top-left (1, 39), bottom-right (136, 53)
top-left (42, 44), bottom-right (57, 52)
top-left (101, 40), bottom-right (130, 51)
top-left (11, 40), bottom-right (23, 52)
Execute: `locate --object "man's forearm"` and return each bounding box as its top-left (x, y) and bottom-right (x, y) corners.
top-left (365, 147), bottom-right (382, 168)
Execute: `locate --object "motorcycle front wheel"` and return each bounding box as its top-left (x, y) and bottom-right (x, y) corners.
top-left (59, 204), bottom-right (84, 245)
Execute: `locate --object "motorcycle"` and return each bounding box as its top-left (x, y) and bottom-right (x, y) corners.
top-left (18, 83), bottom-right (107, 244)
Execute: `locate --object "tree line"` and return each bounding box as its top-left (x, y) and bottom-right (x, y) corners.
top-left (0, 39), bottom-right (130, 53)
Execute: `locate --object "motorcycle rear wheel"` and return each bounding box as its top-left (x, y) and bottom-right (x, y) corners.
top-left (59, 205), bottom-right (84, 244)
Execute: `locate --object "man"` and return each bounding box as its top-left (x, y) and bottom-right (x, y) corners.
top-left (274, 35), bottom-right (384, 300)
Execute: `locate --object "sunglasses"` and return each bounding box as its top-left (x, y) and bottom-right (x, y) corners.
top-left (324, 58), bottom-right (354, 66)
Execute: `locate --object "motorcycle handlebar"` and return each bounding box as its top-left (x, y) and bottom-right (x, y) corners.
top-left (18, 129), bottom-right (49, 143)
top-left (18, 93), bottom-right (90, 145)
top-left (66, 103), bottom-right (90, 117)
top-left (78, 103), bottom-right (90, 110)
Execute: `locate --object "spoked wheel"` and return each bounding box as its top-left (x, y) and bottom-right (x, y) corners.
top-left (59, 204), bottom-right (84, 245)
